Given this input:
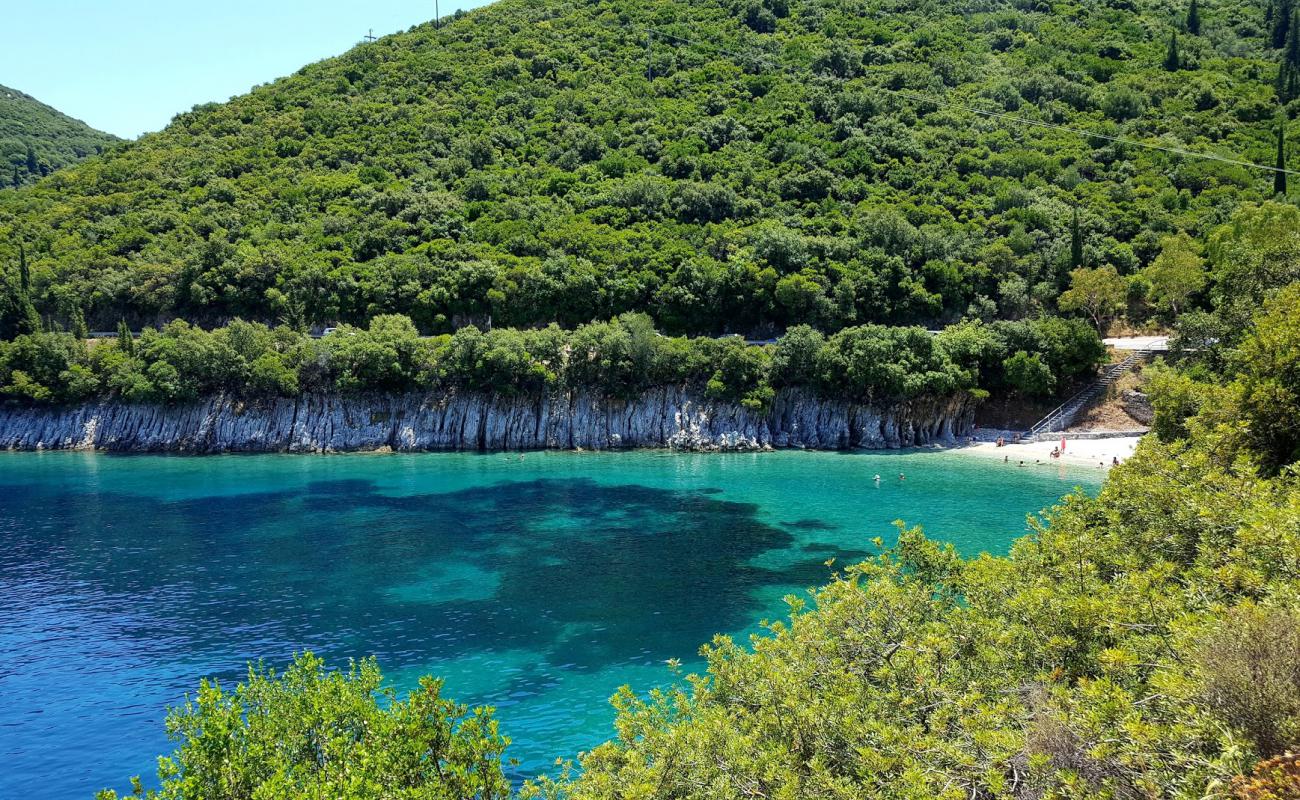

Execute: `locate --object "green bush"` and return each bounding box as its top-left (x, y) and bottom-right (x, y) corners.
top-left (96, 653), bottom-right (510, 800)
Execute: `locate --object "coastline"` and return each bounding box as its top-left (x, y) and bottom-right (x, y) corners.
top-left (950, 435), bottom-right (1142, 470)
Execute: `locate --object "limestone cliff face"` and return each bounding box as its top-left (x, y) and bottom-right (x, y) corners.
top-left (0, 388), bottom-right (975, 453)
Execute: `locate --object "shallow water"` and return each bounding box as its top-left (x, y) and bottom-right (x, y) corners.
top-left (0, 449), bottom-right (1102, 797)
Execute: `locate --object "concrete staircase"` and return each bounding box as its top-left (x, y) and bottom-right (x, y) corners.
top-left (1024, 347), bottom-right (1153, 441)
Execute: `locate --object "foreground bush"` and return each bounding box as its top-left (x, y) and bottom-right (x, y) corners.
top-left (1233, 753), bottom-right (1300, 800)
top-left (96, 653), bottom-right (510, 800)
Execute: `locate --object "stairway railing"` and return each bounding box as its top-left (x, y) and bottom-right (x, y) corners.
top-left (1023, 347), bottom-right (1153, 440)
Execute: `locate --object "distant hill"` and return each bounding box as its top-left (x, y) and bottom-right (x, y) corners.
top-left (0, 84), bottom-right (120, 188)
top-left (0, 0), bottom-right (1292, 332)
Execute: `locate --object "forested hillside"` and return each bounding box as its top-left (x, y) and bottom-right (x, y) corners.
top-left (0, 85), bottom-right (119, 189)
top-left (0, 0), bottom-right (1292, 334)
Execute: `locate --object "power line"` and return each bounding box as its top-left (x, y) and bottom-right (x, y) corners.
top-left (643, 26), bottom-right (1300, 177)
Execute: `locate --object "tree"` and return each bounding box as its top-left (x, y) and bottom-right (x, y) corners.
top-left (1069, 206), bottom-right (1084, 269)
top-left (770, 324), bottom-right (826, 386)
top-left (1277, 119), bottom-right (1289, 197)
top-left (1237, 283), bottom-right (1300, 472)
top-left (1187, 0), bottom-right (1201, 34)
top-left (1274, 0), bottom-right (1294, 48)
top-left (1207, 201), bottom-right (1300, 337)
top-left (117, 320), bottom-right (135, 357)
top-left (1289, 10), bottom-right (1300, 66)
top-left (1003, 350), bottom-right (1055, 396)
top-left (1164, 30), bottom-right (1181, 71)
top-left (71, 308), bottom-right (89, 341)
top-left (1143, 232), bottom-right (1207, 315)
top-left (13, 243), bottom-right (41, 336)
top-left (95, 652), bottom-right (512, 800)
top-left (1058, 265), bottom-right (1127, 331)
top-left (24, 142), bottom-right (38, 175)
top-left (18, 242), bottom-right (30, 296)
top-left (1282, 15), bottom-right (1300, 100)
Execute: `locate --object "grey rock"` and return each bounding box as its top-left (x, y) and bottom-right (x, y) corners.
top-left (0, 388), bottom-right (975, 453)
top-left (1121, 389), bottom-right (1154, 426)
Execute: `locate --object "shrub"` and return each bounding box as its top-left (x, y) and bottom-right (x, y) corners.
top-left (95, 653), bottom-right (511, 800)
top-left (1232, 753), bottom-right (1300, 799)
top-left (1195, 604), bottom-right (1300, 758)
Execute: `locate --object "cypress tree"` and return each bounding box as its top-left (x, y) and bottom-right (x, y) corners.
top-left (10, 166), bottom-right (18, 188)
top-left (72, 308), bottom-right (89, 341)
top-left (1287, 10), bottom-right (1300, 65)
top-left (117, 320), bottom-right (135, 356)
top-left (1280, 12), bottom-right (1300, 100)
top-left (1275, 0), bottom-right (1295, 48)
top-left (24, 143), bottom-right (37, 176)
top-left (1070, 207), bottom-right (1084, 269)
top-left (15, 243), bottom-right (41, 335)
top-left (1164, 30), bottom-right (1181, 70)
top-left (1187, 0), bottom-right (1201, 34)
top-left (18, 242), bottom-right (30, 295)
top-left (1277, 119), bottom-right (1288, 196)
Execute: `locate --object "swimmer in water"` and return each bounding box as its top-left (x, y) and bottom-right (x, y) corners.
top-left (898, 473), bottom-right (905, 481)
top-left (873, 474), bottom-right (881, 484)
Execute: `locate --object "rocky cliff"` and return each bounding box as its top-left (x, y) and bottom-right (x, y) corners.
top-left (0, 388), bottom-right (975, 453)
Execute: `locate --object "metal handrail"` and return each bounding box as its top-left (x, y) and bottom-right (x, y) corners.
top-left (1024, 346), bottom-right (1153, 438)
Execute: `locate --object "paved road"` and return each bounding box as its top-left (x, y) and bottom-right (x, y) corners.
top-left (1103, 335), bottom-right (1169, 351)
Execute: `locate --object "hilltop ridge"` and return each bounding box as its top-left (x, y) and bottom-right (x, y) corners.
top-left (0, 84), bottom-right (119, 188)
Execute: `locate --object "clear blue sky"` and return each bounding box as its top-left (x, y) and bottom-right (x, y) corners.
top-left (0, 0), bottom-right (489, 140)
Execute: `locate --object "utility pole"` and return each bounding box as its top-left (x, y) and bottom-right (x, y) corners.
top-left (436, 1), bottom-right (440, 28)
top-left (364, 28), bottom-right (377, 43)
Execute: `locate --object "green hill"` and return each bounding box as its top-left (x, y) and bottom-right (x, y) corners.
top-left (0, 0), bottom-right (1291, 333)
top-left (0, 84), bottom-right (120, 188)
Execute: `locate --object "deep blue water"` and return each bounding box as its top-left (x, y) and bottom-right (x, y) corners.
top-left (0, 450), bottom-right (1103, 798)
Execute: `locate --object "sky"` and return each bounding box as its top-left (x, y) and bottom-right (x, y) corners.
top-left (1, 0), bottom-right (489, 140)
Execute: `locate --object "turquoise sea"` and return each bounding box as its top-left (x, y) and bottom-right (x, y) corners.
top-left (0, 449), bottom-right (1103, 797)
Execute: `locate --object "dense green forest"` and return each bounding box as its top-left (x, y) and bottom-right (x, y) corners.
top-left (0, 84), bottom-right (119, 189)
top-left (0, 0), bottom-right (1293, 336)
top-left (95, 201), bottom-right (1300, 798)
top-left (0, 311), bottom-right (1103, 408)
